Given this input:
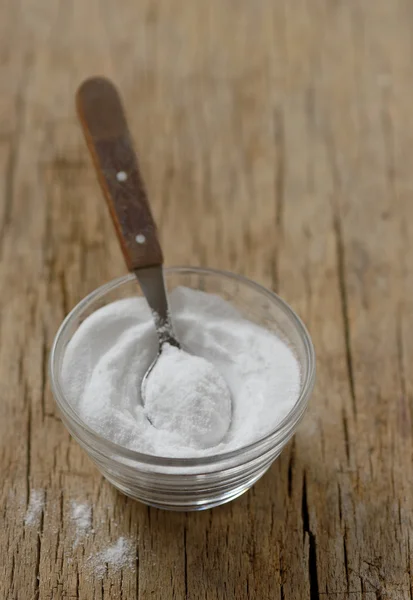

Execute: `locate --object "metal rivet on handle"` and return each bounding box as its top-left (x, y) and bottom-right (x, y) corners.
top-left (116, 171), bottom-right (127, 182)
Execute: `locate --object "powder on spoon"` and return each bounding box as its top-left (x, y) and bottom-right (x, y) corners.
top-left (62, 286), bottom-right (301, 458)
top-left (144, 344), bottom-right (232, 448)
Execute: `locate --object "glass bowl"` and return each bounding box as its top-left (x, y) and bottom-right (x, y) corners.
top-left (49, 267), bottom-right (315, 511)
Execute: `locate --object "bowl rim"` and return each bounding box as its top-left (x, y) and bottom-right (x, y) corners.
top-left (49, 266), bottom-right (316, 468)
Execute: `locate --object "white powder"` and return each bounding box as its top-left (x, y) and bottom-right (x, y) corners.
top-left (144, 344), bottom-right (232, 448)
top-left (71, 501), bottom-right (92, 546)
top-left (24, 489), bottom-right (45, 527)
top-left (87, 537), bottom-right (134, 579)
top-left (62, 286), bottom-right (301, 458)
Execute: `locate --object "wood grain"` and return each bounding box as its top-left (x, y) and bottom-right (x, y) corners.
top-left (0, 0), bottom-right (412, 598)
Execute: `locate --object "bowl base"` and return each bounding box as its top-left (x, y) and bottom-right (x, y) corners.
top-left (104, 467), bottom-right (270, 511)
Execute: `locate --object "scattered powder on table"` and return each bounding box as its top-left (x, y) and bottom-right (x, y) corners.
top-left (71, 501), bottom-right (93, 546)
top-left (25, 489), bottom-right (45, 527)
top-left (62, 286), bottom-right (301, 458)
top-left (87, 537), bottom-right (135, 579)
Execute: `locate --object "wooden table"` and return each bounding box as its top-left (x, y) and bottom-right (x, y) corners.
top-left (1, 0), bottom-right (412, 598)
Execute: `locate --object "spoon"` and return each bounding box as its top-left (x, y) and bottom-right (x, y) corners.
top-left (76, 77), bottom-right (232, 432)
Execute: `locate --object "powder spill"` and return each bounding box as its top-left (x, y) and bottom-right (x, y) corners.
top-left (87, 537), bottom-right (135, 579)
top-left (24, 489), bottom-right (45, 527)
top-left (71, 501), bottom-right (92, 546)
top-left (62, 286), bottom-right (301, 458)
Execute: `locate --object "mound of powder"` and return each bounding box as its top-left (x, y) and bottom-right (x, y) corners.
top-left (144, 344), bottom-right (232, 448)
top-left (61, 286), bottom-right (301, 458)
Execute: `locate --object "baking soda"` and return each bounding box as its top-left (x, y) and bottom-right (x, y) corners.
top-left (87, 537), bottom-right (134, 579)
top-left (24, 489), bottom-right (45, 527)
top-left (71, 501), bottom-right (92, 546)
top-left (145, 344), bottom-right (232, 448)
top-left (62, 287), bottom-right (301, 457)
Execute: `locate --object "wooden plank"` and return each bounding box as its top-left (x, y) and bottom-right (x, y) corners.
top-left (0, 0), bottom-right (412, 598)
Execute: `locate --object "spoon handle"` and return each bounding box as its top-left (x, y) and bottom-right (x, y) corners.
top-left (76, 76), bottom-right (163, 271)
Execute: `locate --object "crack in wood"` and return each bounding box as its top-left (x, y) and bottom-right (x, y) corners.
top-left (342, 408), bottom-right (350, 464)
top-left (324, 125), bottom-right (358, 419)
top-left (302, 472), bottom-right (320, 599)
top-left (25, 384), bottom-right (32, 506)
top-left (8, 552), bottom-right (16, 598)
top-left (75, 570), bottom-right (79, 599)
top-left (183, 520), bottom-right (188, 600)
top-left (271, 106), bottom-right (285, 293)
top-left (1, 138), bottom-right (17, 250)
top-left (34, 491), bottom-right (45, 599)
top-left (40, 328), bottom-right (49, 422)
top-left (135, 537), bottom-right (139, 600)
top-left (287, 438), bottom-right (295, 498)
top-left (308, 529), bottom-right (320, 600)
top-left (337, 482), bottom-right (343, 523)
top-left (343, 527), bottom-right (350, 590)
top-left (59, 271), bottom-right (69, 317)
top-left (333, 211), bottom-right (357, 418)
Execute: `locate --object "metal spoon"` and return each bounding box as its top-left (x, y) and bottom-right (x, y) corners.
top-left (76, 77), bottom-right (230, 413)
top-left (134, 264), bottom-right (181, 401)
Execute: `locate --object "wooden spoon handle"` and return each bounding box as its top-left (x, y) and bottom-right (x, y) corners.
top-left (76, 76), bottom-right (163, 271)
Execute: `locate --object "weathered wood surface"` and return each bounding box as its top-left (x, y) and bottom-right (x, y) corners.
top-left (1, 1), bottom-right (412, 598)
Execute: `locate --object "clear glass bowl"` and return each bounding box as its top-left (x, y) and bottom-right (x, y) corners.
top-left (49, 267), bottom-right (315, 511)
